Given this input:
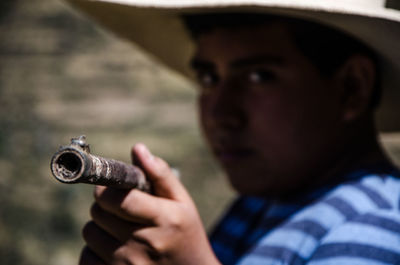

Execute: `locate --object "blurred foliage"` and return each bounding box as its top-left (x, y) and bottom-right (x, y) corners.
top-left (1, 0), bottom-right (400, 265)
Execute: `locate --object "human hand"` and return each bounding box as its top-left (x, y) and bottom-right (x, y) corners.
top-left (79, 143), bottom-right (221, 265)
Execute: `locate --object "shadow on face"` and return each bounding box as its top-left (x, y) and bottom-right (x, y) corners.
top-left (186, 18), bottom-right (379, 198)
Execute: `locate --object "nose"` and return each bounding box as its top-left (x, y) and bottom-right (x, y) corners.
top-left (201, 81), bottom-right (247, 132)
top-left (213, 109), bottom-right (246, 131)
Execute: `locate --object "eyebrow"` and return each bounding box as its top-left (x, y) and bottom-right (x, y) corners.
top-left (190, 55), bottom-right (284, 71)
top-left (190, 58), bottom-right (214, 71)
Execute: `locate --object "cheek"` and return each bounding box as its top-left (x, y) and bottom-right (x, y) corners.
top-left (249, 92), bottom-right (295, 131)
top-left (250, 86), bottom-right (342, 161)
top-left (197, 95), bottom-right (213, 135)
top-left (247, 90), bottom-right (320, 152)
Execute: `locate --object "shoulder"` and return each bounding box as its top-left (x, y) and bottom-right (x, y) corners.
top-left (307, 209), bottom-right (400, 265)
top-left (306, 175), bottom-right (400, 264)
top-left (237, 174), bottom-right (400, 265)
top-left (291, 174), bottom-right (400, 225)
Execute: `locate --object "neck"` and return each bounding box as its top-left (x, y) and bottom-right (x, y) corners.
top-left (314, 118), bottom-right (392, 190)
top-left (279, 118), bottom-right (393, 202)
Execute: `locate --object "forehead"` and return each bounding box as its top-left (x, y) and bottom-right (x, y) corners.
top-left (192, 22), bottom-right (301, 64)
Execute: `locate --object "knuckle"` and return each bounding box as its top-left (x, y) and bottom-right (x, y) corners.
top-left (120, 189), bottom-right (140, 213)
top-left (82, 221), bottom-right (95, 242)
top-left (113, 246), bottom-right (128, 260)
top-left (148, 238), bottom-right (168, 254)
top-left (79, 247), bottom-right (101, 265)
top-left (113, 245), bottom-right (141, 265)
top-left (166, 211), bottom-right (184, 230)
top-left (94, 192), bottom-right (106, 208)
top-left (89, 203), bottom-right (101, 219)
top-left (82, 246), bottom-right (112, 265)
top-left (93, 186), bottom-right (104, 201)
top-left (167, 203), bottom-right (199, 233)
top-left (151, 207), bottom-right (185, 237)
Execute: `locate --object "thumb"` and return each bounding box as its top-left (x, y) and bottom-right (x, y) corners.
top-left (132, 143), bottom-right (189, 201)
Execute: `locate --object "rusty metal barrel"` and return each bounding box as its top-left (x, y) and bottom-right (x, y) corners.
top-left (50, 136), bottom-right (151, 191)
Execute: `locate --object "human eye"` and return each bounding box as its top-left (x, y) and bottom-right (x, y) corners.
top-left (195, 71), bottom-right (219, 92)
top-left (247, 69), bottom-right (276, 84)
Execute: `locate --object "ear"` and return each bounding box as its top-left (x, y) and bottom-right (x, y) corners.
top-left (335, 54), bottom-right (376, 122)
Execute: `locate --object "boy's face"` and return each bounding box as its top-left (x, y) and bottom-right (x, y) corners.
top-left (192, 22), bottom-right (348, 197)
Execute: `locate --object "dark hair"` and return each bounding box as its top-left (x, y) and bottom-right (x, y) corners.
top-left (182, 13), bottom-right (381, 109)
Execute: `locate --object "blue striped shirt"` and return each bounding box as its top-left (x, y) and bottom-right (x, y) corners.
top-left (210, 167), bottom-right (400, 265)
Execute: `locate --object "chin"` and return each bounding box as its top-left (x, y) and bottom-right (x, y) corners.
top-left (228, 177), bottom-right (272, 197)
top-left (227, 175), bottom-right (295, 199)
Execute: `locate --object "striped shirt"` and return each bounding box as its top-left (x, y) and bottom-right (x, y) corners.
top-left (210, 167), bottom-right (400, 265)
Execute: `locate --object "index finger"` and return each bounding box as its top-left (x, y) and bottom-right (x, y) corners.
top-left (94, 185), bottom-right (172, 225)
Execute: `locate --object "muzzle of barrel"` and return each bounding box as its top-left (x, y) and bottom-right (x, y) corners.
top-left (50, 146), bottom-right (91, 184)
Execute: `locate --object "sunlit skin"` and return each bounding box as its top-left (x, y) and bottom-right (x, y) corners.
top-left (79, 144), bottom-right (221, 265)
top-left (79, 22), bottom-right (389, 265)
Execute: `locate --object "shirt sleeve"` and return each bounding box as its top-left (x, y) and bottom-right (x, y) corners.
top-left (306, 210), bottom-right (400, 265)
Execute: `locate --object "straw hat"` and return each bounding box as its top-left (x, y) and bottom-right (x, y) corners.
top-left (66, 0), bottom-right (400, 131)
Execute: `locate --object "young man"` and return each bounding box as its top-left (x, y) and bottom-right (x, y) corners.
top-left (66, 1), bottom-right (400, 264)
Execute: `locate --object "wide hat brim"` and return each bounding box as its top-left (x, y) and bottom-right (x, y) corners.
top-left (67, 0), bottom-right (400, 131)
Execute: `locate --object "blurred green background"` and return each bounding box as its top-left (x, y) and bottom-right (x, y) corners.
top-left (1, 0), bottom-right (400, 264)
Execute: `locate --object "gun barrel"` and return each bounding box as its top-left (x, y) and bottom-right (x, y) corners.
top-left (50, 143), bottom-right (150, 191)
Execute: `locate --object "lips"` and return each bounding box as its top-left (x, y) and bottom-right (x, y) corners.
top-left (206, 132), bottom-right (256, 163)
